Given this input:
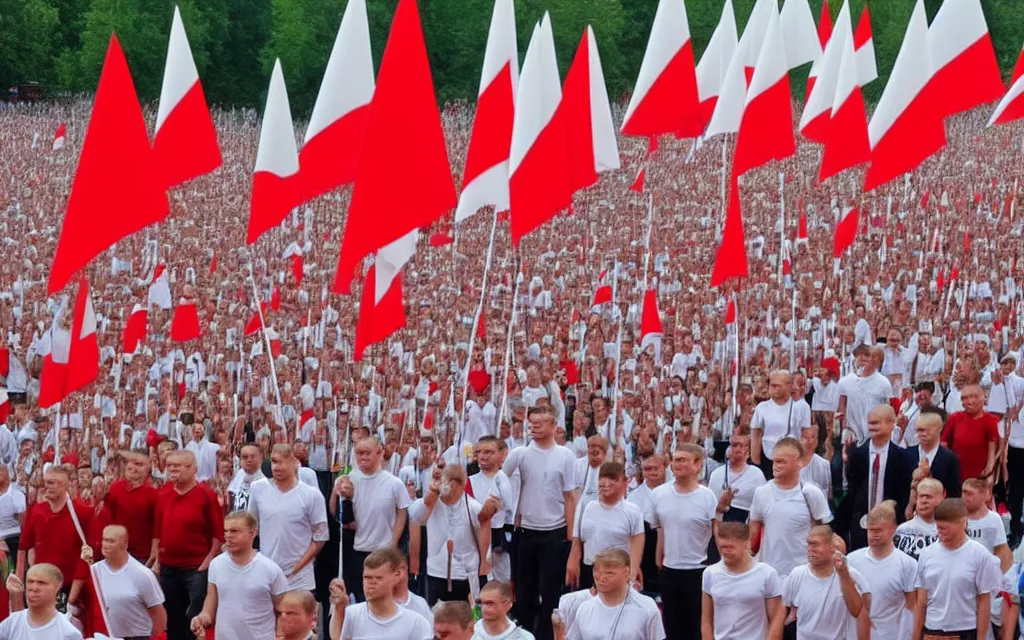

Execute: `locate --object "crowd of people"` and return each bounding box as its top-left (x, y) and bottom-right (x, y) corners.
top-left (0, 94), bottom-right (1023, 640)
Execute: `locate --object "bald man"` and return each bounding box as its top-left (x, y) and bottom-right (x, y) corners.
top-left (836, 406), bottom-right (914, 551)
top-left (82, 525), bottom-right (166, 640)
top-left (1, 563), bottom-right (82, 638)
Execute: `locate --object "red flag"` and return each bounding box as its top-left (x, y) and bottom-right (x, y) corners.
top-left (725, 297), bottom-right (736, 324)
top-left (244, 303), bottom-right (266, 337)
top-left (853, 5), bottom-right (877, 85)
top-left (477, 309), bottom-right (486, 339)
top-left (630, 168), bottom-right (646, 193)
top-left (334, 0), bottom-right (456, 292)
top-left (122, 304), bottom-right (148, 353)
top-left (710, 174), bottom-right (748, 287)
top-left (39, 324), bottom-right (70, 410)
top-left (833, 206), bottom-right (859, 257)
top-left (1013, 42), bottom-right (1024, 86)
top-left (66, 278), bottom-right (99, 396)
top-left (153, 7), bottom-right (222, 189)
top-left (171, 299), bottom-right (201, 342)
top-left (48, 35), bottom-right (169, 294)
top-left (430, 232), bottom-right (453, 247)
top-left (817, 0), bottom-right (833, 48)
top-left (209, 253), bottom-right (217, 274)
top-left (271, 286), bottom-right (281, 312)
top-left (592, 285), bottom-right (612, 306)
top-left (354, 266), bottom-right (406, 361)
top-left (52, 123), bottom-right (66, 151)
top-left (820, 19), bottom-right (870, 181)
top-left (798, 208), bottom-right (808, 241)
top-left (639, 290), bottom-right (663, 360)
top-left (926, 0), bottom-right (1003, 120)
top-left (0, 348), bottom-right (8, 379)
top-left (964, 230), bottom-right (971, 253)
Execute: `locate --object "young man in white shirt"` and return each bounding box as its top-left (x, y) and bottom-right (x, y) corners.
top-left (248, 443), bottom-right (328, 592)
top-left (707, 434), bottom-right (767, 524)
top-left (0, 563), bottom-right (81, 639)
top-left (701, 521), bottom-right (784, 640)
top-left (627, 453), bottom-right (665, 596)
top-left (963, 478), bottom-right (1013, 573)
top-left (408, 461), bottom-right (495, 605)
top-left (331, 436), bottom-right (411, 602)
top-left (649, 443), bottom-right (717, 640)
top-left (846, 501), bottom-right (917, 640)
top-left (329, 548), bottom-right (433, 640)
top-left (473, 580), bottom-right (535, 639)
top-left (555, 549), bottom-right (664, 640)
top-left (913, 498), bottom-right (1004, 639)
top-left (392, 551), bottom-right (432, 624)
top-left (750, 437), bottom-right (833, 580)
top-left (783, 525), bottom-right (867, 639)
top-left (433, 600), bottom-right (475, 640)
top-left (227, 442), bottom-right (265, 512)
top-left (894, 477), bottom-right (943, 561)
top-left (81, 524), bottom-right (166, 640)
top-left (836, 346), bottom-right (896, 446)
top-left (192, 511), bottom-right (289, 640)
top-left (502, 405), bottom-right (577, 640)
top-left (798, 424), bottom-right (832, 500)
top-left (470, 436), bottom-right (515, 583)
top-left (567, 461), bottom-right (644, 591)
top-left (752, 371), bottom-right (812, 479)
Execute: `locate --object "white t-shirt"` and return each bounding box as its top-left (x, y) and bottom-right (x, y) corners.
top-left (349, 469), bottom-right (412, 552)
top-left (574, 458), bottom-right (600, 510)
top-left (626, 483), bottom-right (659, 524)
top-left (648, 483), bottom-right (717, 570)
top-left (701, 561), bottom-right (782, 640)
top-left (0, 484), bottom-right (26, 538)
top-left (227, 469), bottom-right (265, 512)
top-left (566, 591), bottom-right (664, 640)
top-left (893, 516), bottom-right (938, 561)
top-left (93, 557), bottom-right (165, 638)
top-left (846, 547), bottom-right (916, 640)
top-left (339, 602), bottom-right (433, 640)
top-left (799, 455), bottom-right (833, 499)
top-left (248, 479), bottom-right (329, 590)
top-left (396, 591), bottom-right (433, 626)
top-left (573, 499), bottom-right (644, 565)
top-left (409, 494), bottom-right (484, 580)
top-left (783, 564), bottom-right (869, 640)
top-left (752, 399), bottom-right (811, 459)
top-left (837, 372), bottom-right (895, 444)
top-left (749, 481), bottom-right (832, 578)
top-left (811, 378), bottom-right (840, 412)
top-left (967, 510), bottom-right (1008, 554)
top-left (503, 442), bottom-right (578, 531)
top-left (557, 589), bottom-right (595, 632)
top-left (469, 470), bottom-right (514, 528)
top-left (208, 552), bottom-right (290, 640)
top-left (707, 464), bottom-right (766, 513)
top-left (916, 539), bottom-right (1003, 632)
top-left (0, 610), bottom-right (82, 639)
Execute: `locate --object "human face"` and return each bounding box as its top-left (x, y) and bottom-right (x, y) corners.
top-left (528, 413), bottom-right (555, 442)
top-left (961, 387), bottom-right (984, 414)
top-left (919, 334), bottom-right (932, 353)
top-left (192, 424), bottom-right (205, 442)
top-left (277, 600), bottom-right (316, 638)
top-left (592, 561), bottom-right (629, 595)
top-left (478, 591), bottom-right (512, 623)
top-left (587, 442), bottom-right (606, 468)
top-left (728, 437), bottom-right (749, 464)
top-left (866, 520), bottom-right (896, 550)
top-left (936, 518), bottom-right (967, 546)
top-left (223, 517), bottom-right (256, 554)
top-left (800, 428), bottom-right (818, 457)
top-left (671, 451), bottom-right (700, 482)
top-left (43, 472), bottom-right (67, 502)
top-left (642, 457), bottom-right (665, 486)
top-left (867, 412), bottom-right (893, 442)
top-left (916, 485), bottom-right (943, 519)
top-left (887, 330), bottom-right (901, 348)
top-left (362, 564), bottom-right (398, 603)
top-left (961, 484), bottom-right (986, 513)
top-left (355, 442), bottom-right (380, 474)
top-left (769, 375), bottom-right (789, 401)
top-left (24, 572), bottom-right (60, 608)
top-left (914, 388), bottom-right (933, 408)
top-left (240, 446), bottom-right (261, 473)
top-left (100, 528), bottom-right (127, 559)
top-left (598, 476), bottom-right (623, 504)
top-left (806, 533), bottom-right (833, 568)
top-left (474, 442), bottom-right (498, 472)
top-left (771, 448), bottom-right (800, 481)
top-left (915, 419), bottom-right (941, 449)
top-left (270, 451), bottom-right (297, 483)
top-left (1001, 361), bottom-right (1015, 377)
top-left (166, 455), bottom-right (196, 485)
top-left (717, 536), bottom-right (748, 565)
top-left (433, 621), bottom-right (472, 640)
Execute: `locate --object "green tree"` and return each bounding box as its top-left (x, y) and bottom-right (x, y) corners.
top-left (0, 0), bottom-right (61, 90)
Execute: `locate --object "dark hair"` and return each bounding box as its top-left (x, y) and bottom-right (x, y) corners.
top-left (716, 522), bottom-right (750, 541)
top-left (914, 381), bottom-right (936, 395)
top-left (934, 498), bottom-right (968, 522)
top-left (598, 461), bottom-right (625, 481)
top-left (364, 547), bottom-right (403, 571)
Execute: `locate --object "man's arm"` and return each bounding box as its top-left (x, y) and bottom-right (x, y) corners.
top-left (751, 428), bottom-right (763, 465)
top-left (563, 491), bottom-right (576, 541)
top-left (765, 596), bottom-right (784, 640)
top-left (198, 538), bottom-right (220, 572)
top-left (291, 537), bottom-right (326, 579)
top-left (655, 527), bottom-right (664, 570)
top-left (912, 588), bottom-right (927, 640)
top-left (976, 592), bottom-right (991, 638)
top-left (700, 593), bottom-right (714, 640)
top-left (629, 532), bottom-right (644, 584)
top-left (191, 583), bottom-right (218, 634)
top-left (749, 521), bottom-right (763, 555)
top-left (994, 543), bottom-right (1012, 573)
top-left (148, 603), bottom-right (168, 637)
top-left (857, 594), bottom-right (872, 640)
top-left (1002, 599), bottom-right (1020, 640)
top-left (983, 439), bottom-right (997, 478)
top-left (390, 508), bottom-right (407, 548)
top-left (835, 556), bottom-right (862, 617)
top-left (565, 539), bottom-right (582, 588)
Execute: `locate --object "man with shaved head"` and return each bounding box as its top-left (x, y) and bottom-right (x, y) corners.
top-left (81, 524), bottom-right (167, 639)
top-left (837, 405), bottom-right (914, 551)
top-left (942, 384), bottom-right (1000, 482)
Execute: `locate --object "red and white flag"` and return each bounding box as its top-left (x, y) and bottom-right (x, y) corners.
top-left (248, 60), bottom-right (303, 245)
top-left (853, 5), bottom-right (877, 86)
top-left (863, 0), bottom-right (944, 192)
top-left (695, 0), bottom-right (738, 130)
top-left (122, 303), bottom-right (147, 353)
top-left (735, 0), bottom-right (773, 80)
top-left (820, 6), bottom-right (870, 181)
top-left (38, 320), bottom-right (70, 410)
top-left (52, 123), bottom-right (66, 151)
top-left (711, 173), bottom-right (747, 287)
top-left (704, 32), bottom-right (746, 138)
top-left (800, 1), bottom-right (852, 144)
top-left (733, 2), bottom-right (793, 177)
top-left (508, 15), bottom-right (570, 245)
top-left (455, 0), bottom-right (518, 223)
top-left (621, 0), bottom-right (701, 138)
top-left (244, 303), bottom-right (268, 337)
top-left (299, 0), bottom-right (374, 202)
top-left (1012, 41), bottom-right (1024, 85)
top-left (834, 206), bottom-right (860, 257)
top-left (926, 0), bottom-right (1002, 119)
top-left (153, 6), bottom-right (221, 190)
top-left (561, 26), bottom-right (620, 194)
top-left (630, 167), bottom-right (646, 193)
top-left (806, 0), bottom-right (833, 98)
top-left (48, 35), bottom-right (168, 294)
top-left (725, 296), bottom-right (737, 325)
top-left (147, 264), bottom-right (172, 310)
top-left (65, 278), bottom-right (98, 396)
top-left (354, 230), bottom-right (417, 360)
top-left (639, 290), bottom-right (663, 361)
top-left (283, 241), bottom-right (305, 286)
top-left (335, 0), bottom-right (456, 291)
top-left (988, 74), bottom-right (1024, 127)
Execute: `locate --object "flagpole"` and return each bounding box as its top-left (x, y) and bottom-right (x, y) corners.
top-left (460, 207), bottom-right (500, 419)
top-left (246, 259), bottom-right (284, 431)
top-left (642, 194), bottom-right (655, 290)
top-left (610, 263), bottom-right (623, 450)
top-left (497, 253), bottom-right (523, 427)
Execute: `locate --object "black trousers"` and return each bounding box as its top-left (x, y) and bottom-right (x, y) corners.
top-left (758, 455), bottom-right (774, 480)
top-left (160, 565), bottom-right (208, 640)
top-left (660, 567), bottom-right (704, 640)
top-left (3, 534), bottom-right (19, 560)
top-left (639, 521), bottom-right (659, 594)
top-left (345, 549), bottom-right (370, 603)
top-left (515, 526), bottom-right (569, 640)
top-left (1008, 447), bottom-right (1024, 541)
top-left (579, 562), bottom-right (594, 590)
top-left (427, 576), bottom-right (471, 606)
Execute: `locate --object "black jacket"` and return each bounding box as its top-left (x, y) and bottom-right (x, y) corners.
top-left (836, 441), bottom-right (914, 550)
top-left (906, 445), bottom-right (962, 498)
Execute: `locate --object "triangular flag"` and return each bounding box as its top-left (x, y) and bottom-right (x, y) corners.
top-left (710, 174), bottom-right (748, 287)
top-left (926, 0), bottom-right (1003, 119)
top-left (171, 298), bottom-right (201, 342)
top-left (695, 0), bottom-right (738, 130)
top-left (639, 290), bottom-right (663, 361)
top-left (834, 206), bottom-right (859, 257)
top-left (853, 5), bottom-right (877, 85)
top-left (630, 168), bottom-right (646, 193)
top-left (122, 303), bottom-right (147, 353)
top-left (65, 277), bottom-right (99, 396)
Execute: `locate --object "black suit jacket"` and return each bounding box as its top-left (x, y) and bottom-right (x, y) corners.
top-left (836, 441), bottom-right (914, 549)
top-left (906, 445), bottom-right (962, 498)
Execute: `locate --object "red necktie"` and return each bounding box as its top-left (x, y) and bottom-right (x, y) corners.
top-left (870, 453), bottom-right (881, 511)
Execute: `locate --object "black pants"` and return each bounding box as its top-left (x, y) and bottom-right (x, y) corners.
top-left (1008, 447), bottom-right (1024, 541)
top-left (758, 455), bottom-right (774, 480)
top-left (3, 534), bottom-right (19, 560)
top-left (160, 565), bottom-right (208, 640)
top-left (783, 620), bottom-right (797, 640)
top-left (579, 562), bottom-right (594, 590)
top-left (345, 549), bottom-right (370, 603)
top-left (922, 628), bottom-right (977, 639)
top-left (660, 567), bottom-right (704, 640)
top-left (639, 521), bottom-right (659, 594)
top-left (515, 526), bottom-right (569, 640)
top-left (427, 576), bottom-right (471, 606)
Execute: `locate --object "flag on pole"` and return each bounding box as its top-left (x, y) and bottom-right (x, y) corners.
top-left (52, 123), bottom-right (66, 151)
top-left (695, 0), bottom-right (738, 129)
top-left (65, 278), bottom-right (99, 396)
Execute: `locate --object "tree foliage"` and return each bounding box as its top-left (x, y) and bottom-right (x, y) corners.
top-left (3, 0), bottom-right (1024, 114)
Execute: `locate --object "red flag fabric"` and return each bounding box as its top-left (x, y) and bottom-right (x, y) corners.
top-left (710, 174), bottom-right (748, 287)
top-left (592, 285), bottom-right (613, 306)
top-left (209, 253), bottom-right (217, 274)
top-left (476, 309), bottom-right (486, 340)
top-left (1013, 43), bottom-right (1024, 86)
top-left (926, 0), bottom-right (1003, 120)
top-left (817, 0), bottom-right (833, 48)
top-left (430, 232), bottom-right (453, 247)
top-left (122, 304), bottom-right (147, 353)
top-left (0, 348), bottom-right (8, 380)
top-left (271, 286), bottom-right (281, 312)
top-left (291, 253), bottom-right (304, 286)
top-left (52, 123), bottom-right (67, 150)
top-left (65, 278), bottom-right (99, 396)
top-left (725, 297), bottom-right (736, 324)
top-left (630, 168), bottom-right (646, 193)
top-left (354, 266), bottom-right (406, 361)
top-left (334, 0), bottom-right (456, 293)
top-left (244, 304), bottom-right (266, 337)
top-left (833, 206), bottom-right (859, 257)
top-left (39, 326), bottom-right (70, 410)
top-left (48, 35), bottom-right (169, 294)
top-left (171, 300), bottom-right (201, 342)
